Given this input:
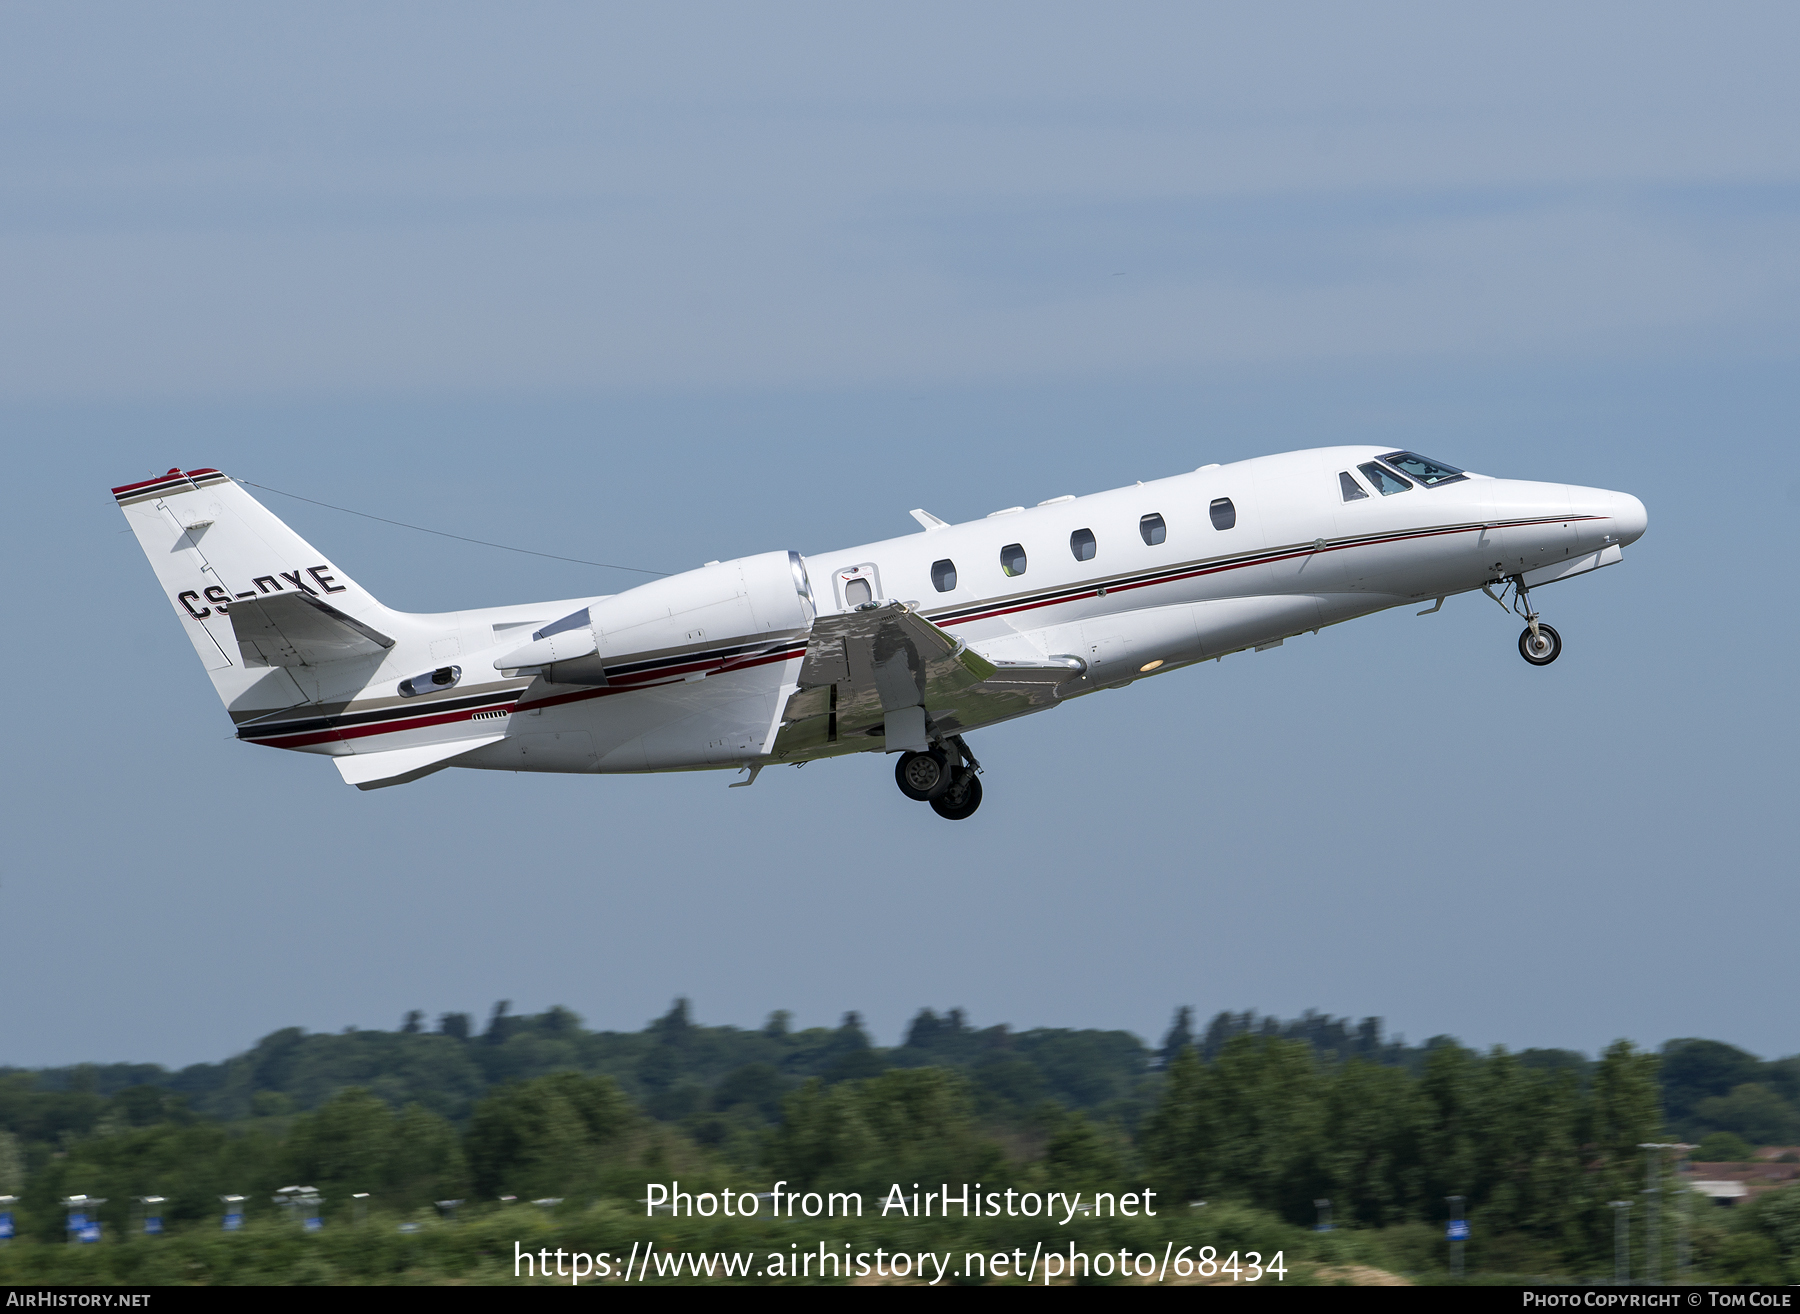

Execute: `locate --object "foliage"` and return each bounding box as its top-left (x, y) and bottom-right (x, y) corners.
top-left (3, 1003), bottom-right (1797, 1284)
top-left (1693, 1131), bottom-right (1756, 1162)
top-left (1660, 1038), bottom-right (1800, 1144)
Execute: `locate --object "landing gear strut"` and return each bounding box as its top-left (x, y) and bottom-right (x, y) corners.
top-left (1484, 574), bottom-right (1563, 667)
top-left (895, 735), bottom-right (984, 819)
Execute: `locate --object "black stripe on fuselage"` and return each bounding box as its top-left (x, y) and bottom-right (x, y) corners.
top-left (236, 686), bottom-right (526, 740)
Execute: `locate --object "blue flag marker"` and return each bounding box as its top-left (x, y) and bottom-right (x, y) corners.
top-left (0, 1211), bottom-right (14, 1240)
top-left (1447, 1219), bottom-right (1470, 1241)
top-left (223, 1211), bottom-right (243, 1232)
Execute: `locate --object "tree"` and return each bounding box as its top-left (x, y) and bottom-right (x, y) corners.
top-left (1694, 1084), bottom-right (1800, 1146)
top-left (464, 1072), bottom-right (634, 1200)
top-left (483, 1000), bottom-right (515, 1045)
top-left (1042, 1109), bottom-right (1126, 1187)
top-left (1159, 1007), bottom-right (1195, 1067)
top-left (1660, 1039), bottom-right (1763, 1132)
top-left (766, 1068), bottom-right (1002, 1196)
top-left (0, 1130), bottom-right (22, 1195)
top-left (1141, 1047), bottom-right (1209, 1203)
top-left (1693, 1131), bottom-right (1755, 1162)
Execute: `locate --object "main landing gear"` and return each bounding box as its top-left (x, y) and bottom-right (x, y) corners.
top-left (894, 735), bottom-right (984, 820)
top-left (1484, 574), bottom-right (1562, 666)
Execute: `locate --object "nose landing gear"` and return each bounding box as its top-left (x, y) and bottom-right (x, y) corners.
top-left (1484, 574), bottom-right (1563, 666)
top-left (1519, 621), bottom-right (1562, 665)
top-left (894, 735), bottom-right (984, 819)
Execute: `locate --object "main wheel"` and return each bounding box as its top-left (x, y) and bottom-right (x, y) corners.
top-left (895, 749), bottom-right (951, 801)
top-left (1519, 623), bottom-right (1562, 666)
top-left (929, 769), bottom-right (983, 820)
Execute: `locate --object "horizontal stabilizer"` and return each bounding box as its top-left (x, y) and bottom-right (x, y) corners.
top-left (334, 735), bottom-right (505, 791)
top-left (231, 591), bottom-right (395, 668)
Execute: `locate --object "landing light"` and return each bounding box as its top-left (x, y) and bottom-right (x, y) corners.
top-left (1139, 659), bottom-right (1164, 672)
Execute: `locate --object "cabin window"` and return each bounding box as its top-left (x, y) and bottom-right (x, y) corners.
top-left (1000, 543), bottom-right (1028, 577)
top-left (844, 578), bottom-right (873, 607)
top-left (931, 559), bottom-right (958, 592)
top-left (1339, 471), bottom-right (1369, 502)
top-left (399, 665), bottom-right (461, 697)
top-left (1070, 528), bottom-right (1097, 561)
top-left (1358, 462), bottom-right (1412, 496)
top-left (1380, 451), bottom-right (1467, 487)
top-left (1209, 498), bottom-right (1236, 530)
top-left (1139, 514), bottom-right (1166, 545)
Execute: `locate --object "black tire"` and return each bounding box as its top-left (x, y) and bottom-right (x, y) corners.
top-left (1519, 623), bottom-right (1562, 666)
top-left (929, 769), bottom-right (983, 820)
top-left (895, 749), bottom-right (950, 801)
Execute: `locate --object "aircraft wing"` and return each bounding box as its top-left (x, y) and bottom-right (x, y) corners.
top-left (228, 591), bottom-right (396, 667)
top-left (772, 601), bottom-right (1078, 756)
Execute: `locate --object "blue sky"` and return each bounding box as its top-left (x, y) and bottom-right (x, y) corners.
top-left (3, 3), bottom-right (1796, 1067)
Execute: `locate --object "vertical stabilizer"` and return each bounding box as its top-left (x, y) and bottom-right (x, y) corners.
top-left (112, 468), bottom-right (398, 713)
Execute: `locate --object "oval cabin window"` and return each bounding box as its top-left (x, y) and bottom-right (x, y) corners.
top-left (931, 559), bottom-right (957, 592)
top-left (1069, 528), bottom-right (1096, 561)
top-left (1000, 543), bottom-right (1028, 577)
top-left (1139, 514), bottom-right (1166, 546)
top-left (1209, 498), bottom-right (1236, 531)
top-left (845, 578), bottom-right (873, 607)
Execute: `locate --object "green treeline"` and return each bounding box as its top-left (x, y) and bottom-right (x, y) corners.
top-left (1, 1003), bottom-right (1797, 1284)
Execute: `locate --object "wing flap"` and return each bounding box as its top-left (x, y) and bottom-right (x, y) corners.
top-left (229, 591), bottom-right (395, 667)
top-left (778, 602), bottom-right (1078, 754)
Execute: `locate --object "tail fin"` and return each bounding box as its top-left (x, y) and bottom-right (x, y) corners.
top-left (113, 468), bottom-right (399, 713)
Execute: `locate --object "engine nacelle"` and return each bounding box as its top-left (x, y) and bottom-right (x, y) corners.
top-left (495, 550), bottom-right (815, 681)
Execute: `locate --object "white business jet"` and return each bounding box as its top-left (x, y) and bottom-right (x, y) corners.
top-left (115, 448), bottom-right (1646, 819)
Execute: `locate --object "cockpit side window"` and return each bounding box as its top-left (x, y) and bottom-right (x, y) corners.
top-left (1339, 471), bottom-right (1369, 502)
top-left (1380, 451), bottom-right (1467, 487)
top-left (1358, 462), bottom-right (1413, 496)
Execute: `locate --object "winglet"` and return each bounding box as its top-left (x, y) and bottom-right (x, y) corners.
top-left (910, 509), bottom-right (950, 531)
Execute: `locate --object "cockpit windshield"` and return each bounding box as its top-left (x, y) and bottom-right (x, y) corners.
top-left (1358, 461), bottom-right (1412, 496)
top-left (1379, 451), bottom-right (1467, 487)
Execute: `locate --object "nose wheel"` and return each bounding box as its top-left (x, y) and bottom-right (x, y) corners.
top-left (895, 735), bottom-right (984, 818)
top-left (1519, 622), bottom-right (1561, 665)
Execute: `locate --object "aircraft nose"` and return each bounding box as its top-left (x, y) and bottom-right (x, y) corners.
top-left (1609, 491), bottom-right (1648, 547)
